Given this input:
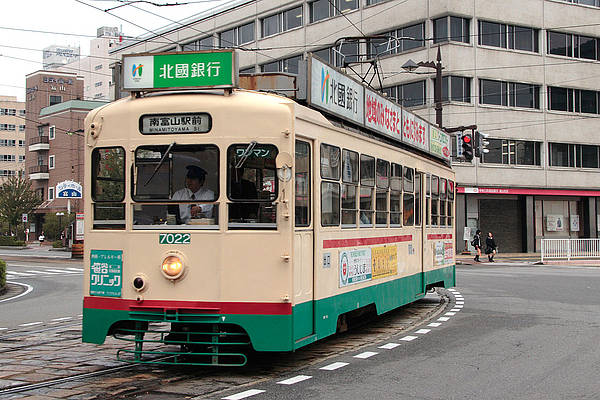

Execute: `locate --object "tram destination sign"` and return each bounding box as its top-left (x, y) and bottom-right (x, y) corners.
top-left (123, 50), bottom-right (237, 91)
top-left (140, 112), bottom-right (211, 134)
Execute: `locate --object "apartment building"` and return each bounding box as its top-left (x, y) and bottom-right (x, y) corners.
top-left (0, 96), bottom-right (26, 182)
top-left (109, 0), bottom-right (600, 252)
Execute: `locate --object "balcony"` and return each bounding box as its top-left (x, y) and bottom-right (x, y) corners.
top-left (29, 165), bottom-right (49, 180)
top-left (29, 136), bottom-right (49, 152)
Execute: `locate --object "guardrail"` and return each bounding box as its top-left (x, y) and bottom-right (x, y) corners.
top-left (541, 238), bottom-right (600, 262)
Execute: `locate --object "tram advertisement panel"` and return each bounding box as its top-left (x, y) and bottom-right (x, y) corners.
top-left (371, 245), bottom-right (398, 280)
top-left (429, 126), bottom-right (451, 161)
top-left (364, 89), bottom-right (402, 143)
top-left (402, 109), bottom-right (429, 152)
top-left (90, 250), bottom-right (123, 297)
top-left (339, 249), bottom-right (372, 287)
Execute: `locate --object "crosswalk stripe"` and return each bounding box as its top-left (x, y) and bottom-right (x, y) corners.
top-left (7, 271), bottom-right (35, 276)
top-left (66, 267), bottom-right (84, 272)
top-left (26, 270), bottom-right (60, 275)
top-left (46, 269), bottom-right (80, 274)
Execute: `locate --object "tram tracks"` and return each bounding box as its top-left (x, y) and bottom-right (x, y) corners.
top-left (0, 291), bottom-right (451, 399)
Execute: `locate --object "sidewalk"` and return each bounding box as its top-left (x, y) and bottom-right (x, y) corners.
top-left (0, 243), bottom-right (73, 259)
top-left (456, 252), bottom-right (600, 267)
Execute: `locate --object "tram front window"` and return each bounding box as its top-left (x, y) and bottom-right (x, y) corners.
top-left (227, 143), bottom-right (278, 229)
top-left (132, 144), bottom-right (219, 229)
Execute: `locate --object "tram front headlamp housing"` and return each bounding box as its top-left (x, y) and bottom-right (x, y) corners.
top-left (161, 255), bottom-right (184, 280)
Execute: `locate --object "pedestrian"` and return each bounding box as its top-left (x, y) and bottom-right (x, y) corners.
top-left (471, 229), bottom-right (482, 262)
top-left (38, 231), bottom-right (45, 246)
top-left (486, 232), bottom-right (497, 262)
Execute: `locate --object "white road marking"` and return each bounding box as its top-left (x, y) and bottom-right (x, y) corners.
top-left (400, 335), bottom-right (418, 341)
top-left (320, 362), bottom-right (349, 370)
top-left (456, 301), bottom-right (464, 305)
top-left (19, 321), bottom-right (43, 327)
top-left (437, 317), bottom-right (450, 322)
top-left (448, 288), bottom-right (457, 292)
top-left (0, 282), bottom-right (33, 303)
top-left (354, 351), bottom-right (378, 359)
top-left (222, 389), bottom-right (266, 400)
top-left (46, 269), bottom-right (80, 274)
top-left (51, 317), bottom-right (72, 322)
top-left (26, 270), bottom-right (59, 275)
top-left (379, 343), bottom-right (401, 349)
top-left (450, 308), bottom-right (461, 312)
top-left (277, 375), bottom-right (312, 385)
top-left (0, 327), bottom-right (7, 331)
top-left (454, 296), bottom-right (464, 299)
top-left (66, 267), bottom-right (84, 272)
top-left (428, 322), bottom-right (442, 327)
top-left (415, 329), bottom-right (431, 334)
top-left (7, 271), bottom-right (35, 276)
top-left (445, 312), bottom-right (456, 316)
top-left (454, 305), bottom-right (464, 308)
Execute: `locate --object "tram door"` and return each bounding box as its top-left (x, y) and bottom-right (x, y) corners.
top-left (416, 172), bottom-right (425, 295)
top-left (293, 139), bottom-right (314, 341)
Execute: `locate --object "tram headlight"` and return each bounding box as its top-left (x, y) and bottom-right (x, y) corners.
top-left (161, 255), bottom-right (184, 279)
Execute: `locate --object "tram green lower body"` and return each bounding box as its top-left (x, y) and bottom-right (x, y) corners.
top-left (83, 265), bottom-right (455, 352)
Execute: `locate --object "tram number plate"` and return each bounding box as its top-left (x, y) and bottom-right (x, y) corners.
top-left (159, 233), bottom-right (191, 244)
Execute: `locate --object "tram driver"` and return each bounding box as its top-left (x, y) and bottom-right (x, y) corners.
top-left (172, 165), bottom-right (214, 223)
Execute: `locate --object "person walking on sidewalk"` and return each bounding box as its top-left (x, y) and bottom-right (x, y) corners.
top-left (486, 232), bottom-right (497, 262)
top-left (472, 229), bottom-right (482, 262)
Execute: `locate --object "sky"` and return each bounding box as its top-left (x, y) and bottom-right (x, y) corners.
top-left (0, 0), bottom-right (226, 101)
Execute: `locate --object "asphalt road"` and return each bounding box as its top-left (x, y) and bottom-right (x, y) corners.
top-left (1, 258), bottom-right (82, 329)
top-left (217, 263), bottom-right (600, 400)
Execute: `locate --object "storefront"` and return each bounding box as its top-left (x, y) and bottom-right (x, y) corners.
top-left (455, 187), bottom-right (599, 253)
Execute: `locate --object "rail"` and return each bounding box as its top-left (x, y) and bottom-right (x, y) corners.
top-left (29, 136), bottom-right (49, 145)
top-left (541, 238), bottom-right (600, 262)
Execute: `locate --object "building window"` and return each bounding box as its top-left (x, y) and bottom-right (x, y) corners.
top-left (478, 21), bottom-right (539, 52)
top-left (548, 86), bottom-right (600, 114)
top-left (261, 55), bottom-right (303, 74)
top-left (94, 64), bottom-right (103, 70)
top-left (0, 155), bottom-right (16, 162)
top-left (0, 140), bottom-right (15, 147)
top-left (261, 6), bottom-right (303, 38)
top-left (94, 81), bottom-right (103, 87)
top-left (433, 16), bottom-right (470, 44)
top-left (557, 0), bottom-right (600, 7)
top-left (549, 143), bottom-right (600, 168)
top-left (0, 170), bottom-right (15, 176)
top-left (309, 0), bottom-right (358, 23)
top-left (479, 79), bottom-right (540, 109)
top-left (367, 0), bottom-right (390, 4)
top-left (183, 36), bottom-right (214, 51)
top-left (381, 80), bottom-right (426, 107)
top-left (19, 155), bottom-right (25, 162)
top-left (482, 139), bottom-right (541, 166)
top-left (49, 95), bottom-right (62, 106)
top-left (48, 187), bottom-right (55, 201)
top-left (19, 125), bottom-right (25, 131)
top-left (49, 155), bottom-right (55, 169)
top-left (49, 125), bottom-right (55, 140)
top-left (219, 22), bottom-right (255, 48)
top-left (435, 76), bottom-right (471, 103)
top-left (19, 140), bottom-right (24, 147)
top-left (19, 109), bottom-right (25, 116)
top-left (368, 22), bottom-right (425, 57)
top-left (548, 31), bottom-right (599, 60)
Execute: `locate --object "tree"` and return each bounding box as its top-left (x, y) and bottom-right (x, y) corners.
top-left (0, 175), bottom-right (42, 239)
top-left (42, 212), bottom-right (75, 241)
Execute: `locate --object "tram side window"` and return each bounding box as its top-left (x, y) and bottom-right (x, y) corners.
top-left (321, 143), bottom-right (341, 227)
top-left (360, 154), bottom-right (375, 226)
top-left (295, 140), bottom-right (311, 227)
top-left (440, 178), bottom-right (447, 226)
top-left (390, 163), bottom-right (403, 226)
top-left (426, 174), bottom-right (431, 226)
top-left (376, 159), bottom-right (389, 226)
top-left (415, 172), bottom-right (422, 226)
top-left (132, 144), bottom-right (219, 229)
top-left (448, 180), bottom-right (455, 226)
top-left (403, 167), bottom-right (415, 226)
top-left (228, 143), bottom-right (278, 229)
top-left (431, 175), bottom-right (439, 226)
top-left (92, 147), bottom-right (125, 230)
top-left (341, 149), bottom-right (359, 227)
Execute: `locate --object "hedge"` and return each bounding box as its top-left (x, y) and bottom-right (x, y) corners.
top-left (52, 240), bottom-right (64, 248)
top-left (0, 236), bottom-right (26, 246)
top-left (0, 259), bottom-right (6, 289)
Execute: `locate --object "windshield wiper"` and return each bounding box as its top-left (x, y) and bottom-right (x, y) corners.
top-left (144, 142), bottom-right (176, 187)
top-left (235, 141), bottom-right (257, 169)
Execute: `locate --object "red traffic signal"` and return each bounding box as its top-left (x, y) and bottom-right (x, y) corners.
top-left (461, 134), bottom-right (474, 161)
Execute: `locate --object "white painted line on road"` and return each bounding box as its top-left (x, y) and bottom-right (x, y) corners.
top-left (400, 335), bottom-right (418, 341)
top-left (46, 269), bottom-right (80, 274)
top-left (26, 270), bottom-right (59, 275)
top-left (19, 321), bottom-right (43, 327)
top-left (7, 271), bottom-right (35, 276)
top-left (445, 312), bottom-right (456, 316)
top-left (0, 282), bottom-right (33, 303)
top-left (222, 389), bottom-right (266, 400)
top-left (379, 343), bottom-right (400, 349)
top-left (66, 267), bottom-right (84, 272)
top-left (277, 375), bottom-right (312, 385)
top-left (448, 288), bottom-right (457, 292)
top-left (428, 322), bottom-right (442, 327)
top-left (415, 329), bottom-right (431, 334)
top-left (454, 305), bottom-right (464, 308)
top-left (77, 314), bottom-right (83, 318)
top-left (437, 317), bottom-right (450, 322)
top-left (354, 351), bottom-right (378, 359)
top-left (0, 327), bottom-right (7, 331)
top-left (454, 296), bottom-right (464, 299)
top-left (320, 362), bottom-right (349, 370)
top-left (456, 301), bottom-right (464, 305)
top-left (51, 317), bottom-right (72, 322)
top-left (450, 308), bottom-right (461, 312)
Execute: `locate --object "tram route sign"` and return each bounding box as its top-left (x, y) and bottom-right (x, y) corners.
top-left (123, 50), bottom-right (237, 91)
top-left (90, 250), bottom-right (123, 297)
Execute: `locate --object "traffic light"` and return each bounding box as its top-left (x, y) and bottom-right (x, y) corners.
top-left (462, 133), bottom-right (474, 161)
top-left (475, 131), bottom-right (489, 159)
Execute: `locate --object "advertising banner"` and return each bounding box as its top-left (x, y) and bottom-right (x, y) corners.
top-left (90, 250), bottom-right (123, 297)
top-left (339, 248), bottom-right (372, 287)
top-left (371, 245), bottom-right (398, 279)
top-left (310, 56), bottom-right (364, 127)
top-left (429, 126), bottom-right (451, 161)
top-left (364, 89), bottom-right (402, 143)
top-left (402, 109), bottom-right (429, 152)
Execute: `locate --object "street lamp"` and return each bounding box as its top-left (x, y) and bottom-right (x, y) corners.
top-left (401, 46), bottom-right (443, 128)
top-left (56, 212), bottom-right (64, 237)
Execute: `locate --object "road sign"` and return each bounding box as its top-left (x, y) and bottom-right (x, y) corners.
top-left (56, 181), bottom-right (82, 198)
top-left (22, 213), bottom-right (28, 223)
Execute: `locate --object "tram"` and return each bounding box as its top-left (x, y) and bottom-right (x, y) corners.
top-left (82, 51), bottom-right (455, 366)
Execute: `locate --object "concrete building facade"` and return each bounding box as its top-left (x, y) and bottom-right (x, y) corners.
top-left (0, 96), bottom-right (26, 182)
top-left (109, 0), bottom-right (600, 252)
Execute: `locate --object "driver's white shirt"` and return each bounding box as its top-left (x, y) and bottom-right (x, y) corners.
top-left (172, 187), bottom-right (214, 223)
